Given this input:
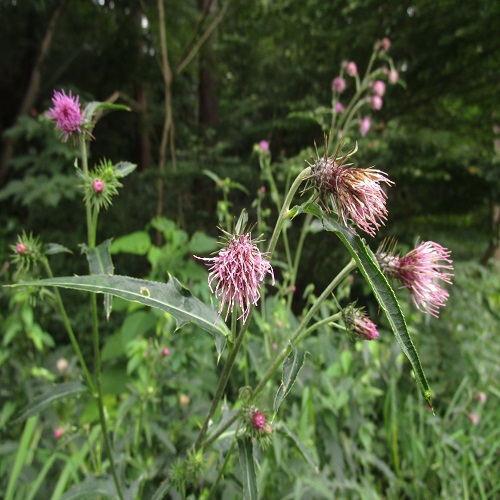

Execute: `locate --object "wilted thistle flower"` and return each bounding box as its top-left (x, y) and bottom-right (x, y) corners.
top-left (47, 89), bottom-right (85, 141)
top-left (376, 239), bottom-right (453, 317)
top-left (307, 138), bottom-right (394, 236)
top-left (196, 229), bottom-right (274, 323)
top-left (343, 303), bottom-right (380, 341)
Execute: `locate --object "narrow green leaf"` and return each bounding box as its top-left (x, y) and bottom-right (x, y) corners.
top-left (322, 213), bottom-right (433, 409)
top-left (150, 479), bottom-right (171, 500)
top-left (14, 382), bottom-right (87, 423)
top-left (5, 416), bottom-right (39, 500)
top-left (277, 423), bottom-right (319, 473)
top-left (274, 346), bottom-right (308, 414)
top-left (83, 101), bottom-right (130, 124)
top-left (44, 243), bottom-right (72, 255)
top-left (84, 239), bottom-right (114, 320)
top-left (13, 275), bottom-right (230, 354)
top-left (238, 437), bottom-right (259, 500)
top-left (114, 161), bottom-right (137, 178)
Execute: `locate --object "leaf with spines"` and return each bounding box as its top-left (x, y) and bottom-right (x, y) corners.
top-left (9, 274), bottom-right (229, 357)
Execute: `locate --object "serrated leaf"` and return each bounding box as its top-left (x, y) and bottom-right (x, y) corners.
top-left (114, 161), bottom-right (137, 178)
top-left (13, 275), bottom-right (230, 356)
top-left (238, 437), bottom-right (258, 500)
top-left (14, 382), bottom-right (87, 423)
top-left (83, 240), bottom-right (114, 320)
top-left (273, 346), bottom-right (307, 415)
top-left (277, 423), bottom-right (319, 473)
top-left (322, 213), bottom-right (433, 409)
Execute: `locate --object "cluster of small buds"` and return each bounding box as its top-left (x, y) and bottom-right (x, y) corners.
top-left (47, 89), bottom-right (85, 142)
top-left (376, 239), bottom-right (453, 317)
top-left (196, 229), bottom-right (274, 323)
top-left (343, 303), bottom-right (380, 341)
top-left (308, 138), bottom-right (393, 236)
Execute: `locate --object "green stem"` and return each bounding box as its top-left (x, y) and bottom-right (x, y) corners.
top-left (267, 167), bottom-right (311, 257)
top-left (200, 259), bottom-right (357, 448)
top-left (296, 312), bottom-right (343, 343)
top-left (79, 136), bottom-right (93, 245)
top-left (192, 319), bottom-right (250, 451)
top-left (42, 259), bottom-right (95, 394)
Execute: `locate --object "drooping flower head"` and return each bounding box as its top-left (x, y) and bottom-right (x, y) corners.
top-left (332, 76), bottom-right (346, 94)
top-left (47, 89), bottom-right (85, 141)
top-left (343, 303), bottom-right (380, 341)
top-left (307, 137), bottom-right (394, 236)
top-left (196, 227), bottom-right (274, 323)
top-left (376, 239), bottom-right (453, 317)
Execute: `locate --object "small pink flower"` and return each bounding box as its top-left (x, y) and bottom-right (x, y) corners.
top-left (309, 141), bottom-right (393, 236)
top-left (360, 116), bottom-right (371, 137)
top-left (376, 240), bottom-right (453, 317)
top-left (92, 178), bottom-right (105, 193)
top-left (162, 348), bottom-right (170, 356)
top-left (251, 409), bottom-right (267, 430)
top-left (332, 76), bottom-right (346, 94)
top-left (273, 342), bottom-right (278, 350)
top-left (335, 101), bottom-right (344, 113)
top-left (388, 70), bottom-right (399, 84)
top-left (260, 185), bottom-right (266, 193)
top-left (372, 80), bottom-right (386, 96)
top-left (47, 89), bottom-right (85, 141)
top-left (344, 61), bottom-right (358, 77)
top-left (378, 37), bottom-right (391, 52)
top-left (16, 242), bottom-right (28, 255)
top-left (57, 358), bottom-right (68, 374)
top-left (53, 428), bottom-right (65, 439)
top-left (468, 412), bottom-right (480, 425)
top-left (371, 95), bottom-right (383, 110)
top-left (476, 392), bottom-right (487, 404)
top-left (196, 230), bottom-right (274, 323)
top-left (259, 140), bottom-right (270, 153)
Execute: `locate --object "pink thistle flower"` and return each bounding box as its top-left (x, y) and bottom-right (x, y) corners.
top-left (47, 89), bottom-right (85, 141)
top-left (259, 140), bottom-right (270, 153)
top-left (372, 80), bottom-right (386, 96)
top-left (332, 76), bottom-right (346, 94)
top-left (53, 428), bottom-right (65, 439)
top-left (335, 101), bottom-right (344, 113)
top-left (92, 178), bottom-right (105, 193)
top-left (162, 348), bottom-right (170, 356)
top-left (360, 116), bottom-right (371, 137)
top-left (376, 240), bottom-right (453, 317)
top-left (378, 37), bottom-right (391, 52)
top-left (343, 304), bottom-right (380, 340)
top-left (196, 230), bottom-right (274, 323)
top-left (16, 242), bottom-right (28, 255)
top-left (309, 140), bottom-right (393, 236)
top-left (344, 61), bottom-right (358, 77)
top-left (251, 409), bottom-right (267, 430)
top-left (371, 95), bottom-right (383, 110)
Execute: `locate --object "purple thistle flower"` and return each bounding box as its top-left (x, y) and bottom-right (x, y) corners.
top-left (196, 230), bottom-right (274, 323)
top-left (308, 139), bottom-right (394, 237)
top-left (47, 89), bottom-right (85, 141)
top-left (259, 140), bottom-right (270, 153)
top-left (377, 240), bottom-right (453, 317)
top-left (251, 409), bottom-right (267, 430)
top-left (343, 304), bottom-right (380, 341)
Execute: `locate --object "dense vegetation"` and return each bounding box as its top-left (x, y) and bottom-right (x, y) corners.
top-left (0, 0), bottom-right (499, 498)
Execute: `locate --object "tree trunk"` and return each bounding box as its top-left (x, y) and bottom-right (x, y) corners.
top-left (0, 0), bottom-right (67, 186)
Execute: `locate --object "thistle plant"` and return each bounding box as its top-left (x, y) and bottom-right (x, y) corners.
top-left (5, 39), bottom-right (454, 499)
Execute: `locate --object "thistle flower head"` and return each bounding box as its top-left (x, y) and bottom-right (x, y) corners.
top-left (335, 101), bottom-right (344, 113)
top-left (10, 232), bottom-right (43, 271)
top-left (332, 76), bottom-right (346, 94)
top-left (47, 89), bottom-right (85, 141)
top-left (343, 303), bottom-right (380, 341)
top-left (372, 80), bottom-right (386, 96)
top-left (376, 239), bottom-right (454, 317)
top-left (196, 228), bottom-right (274, 323)
top-left (360, 116), bottom-right (371, 136)
top-left (344, 61), bottom-right (358, 77)
top-left (371, 95), bottom-right (383, 110)
top-left (81, 159), bottom-right (122, 211)
top-left (307, 137), bottom-right (394, 236)
top-left (259, 140), bottom-right (270, 153)
top-left (378, 37), bottom-right (391, 52)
